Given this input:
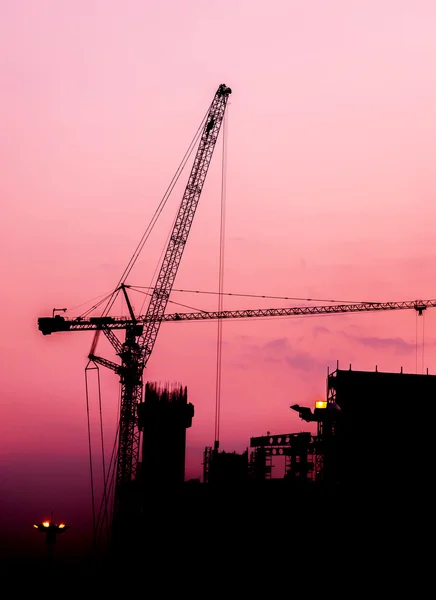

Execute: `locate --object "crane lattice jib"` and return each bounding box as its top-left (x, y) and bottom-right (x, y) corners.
top-left (138, 84), bottom-right (231, 367)
top-left (38, 299), bottom-right (436, 335)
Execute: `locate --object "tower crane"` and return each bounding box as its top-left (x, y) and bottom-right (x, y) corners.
top-left (36, 82), bottom-right (435, 542)
top-left (38, 83), bottom-right (232, 536)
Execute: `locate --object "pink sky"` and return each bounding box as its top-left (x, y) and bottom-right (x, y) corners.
top-left (1, 0), bottom-right (436, 557)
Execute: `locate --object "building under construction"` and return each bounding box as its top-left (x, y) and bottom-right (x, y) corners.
top-left (111, 382), bottom-right (194, 551)
top-left (202, 365), bottom-right (436, 490)
top-left (104, 363), bottom-right (436, 560)
top-left (138, 382), bottom-right (194, 490)
top-left (320, 365), bottom-right (436, 486)
top-left (67, 363), bottom-right (436, 567)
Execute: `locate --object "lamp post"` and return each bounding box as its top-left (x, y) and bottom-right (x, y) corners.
top-left (34, 512), bottom-right (70, 561)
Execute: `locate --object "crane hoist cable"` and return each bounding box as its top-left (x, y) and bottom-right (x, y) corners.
top-left (84, 359), bottom-right (119, 547)
top-left (99, 387), bottom-right (121, 544)
top-left (422, 311), bottom-right (425, 374)
top-left (415, 310), bottom-right (426, 374)
top-left (90, 377), bottom-right (121, 547)
top-left (95, 363), bottom-right (108, 540)
top-left (84, 360), bottom-right (111, 547)
top-left (96, 424), bottom-right (119, 545)
top-left (84, 361), bottom-right (97, 544)
top-left (416, 310), bottom-right (426, 375)
top-left (214, 106), bottom-right (228, 449)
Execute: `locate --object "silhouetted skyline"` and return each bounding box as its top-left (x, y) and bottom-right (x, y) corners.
top-left (1, 0), bottom-right (436, 561)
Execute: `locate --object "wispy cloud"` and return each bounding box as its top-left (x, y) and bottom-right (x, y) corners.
top-left (284, 352), bottom-right (328, 372)
top-left (312, 325), bottom-right (331, 337)
top-left (233, 326), bottom-right (436, 375)
top-left (347, 334), bottom-right (416, 354)
top-left (263, 337), bottom-right (288, 351)
top-left (237, 336), bottom-right (330, 374)
top-left (305, 325), bottom-right (436, 356)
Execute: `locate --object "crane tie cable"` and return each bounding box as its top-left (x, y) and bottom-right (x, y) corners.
top-left (101, 104), bottom-right (212, 318)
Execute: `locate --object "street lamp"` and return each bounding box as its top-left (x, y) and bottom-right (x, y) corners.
top-left (33, 512), bottom-right (70, 561)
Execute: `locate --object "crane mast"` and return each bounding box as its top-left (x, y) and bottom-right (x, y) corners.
top-left (83, 84), bottom-right (231, 529)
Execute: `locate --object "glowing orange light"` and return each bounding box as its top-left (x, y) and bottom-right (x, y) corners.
top-left (42, 521), bottom-right (50, 528)
top-left (315, 400), bottom-right (327, 409)
top-left (33, 524), bottom-right (38, 529)
top-left (58, 523), bottom-right (65, 529)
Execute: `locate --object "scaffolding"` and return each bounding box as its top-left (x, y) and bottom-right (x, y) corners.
top-left (249, 433), bottom-right (316, 481)
top-left (248, 447), bottom-right (272, 480)
top-left (203, 447), bottom-right (212, 483)
top-left (203, 447), bottom-right (248, 484)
